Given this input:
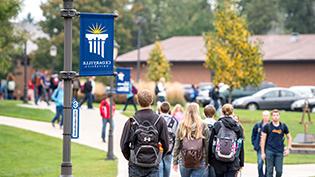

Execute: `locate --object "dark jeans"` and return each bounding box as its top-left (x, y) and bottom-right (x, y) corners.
top-left (80, 92), bottom-right (93, 109)
top-left (215, 170), bottom-right (237, 177)
top-left (208, 165), bottom-right (216, 177)
top-left (35, 86), bottom-right (50, 105)
top-left (257, 150), bottom-right (266, 177)
top-left (7, 90), bottom-right (14, 100)
top-left (129, 164), bottom-right (159, 177)
top-left (51, 105), bottom-right (64, 126)
top-left (101, 118), bottom-right (111, 141)
top-left (266, 150), bottom-right (283, 177)
top-left (123, 96), bottom-right (137, 112)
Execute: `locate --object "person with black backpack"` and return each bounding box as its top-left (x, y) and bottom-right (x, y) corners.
top-left (208, 104), bottom-right (244, 177)
top-left (79, 77), bottom-right (93, 109)
top-left (158, 101), bottom-right (179, 177)
top-left (203, 105), bottom-right (216, 177)
top-left (260, 109), bottom-right (292, 177)
top-left (120, 89), bottom-right (169, 177)
top-left (172, 102), bottom-right (210, 177)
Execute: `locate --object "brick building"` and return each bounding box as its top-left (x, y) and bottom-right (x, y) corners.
top-left (117, 34), bottom-right (315, 87)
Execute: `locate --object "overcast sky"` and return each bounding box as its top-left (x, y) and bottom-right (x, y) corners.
top-left (15, 0), bottom-right (47, 22)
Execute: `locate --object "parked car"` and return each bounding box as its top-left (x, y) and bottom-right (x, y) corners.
top-left (232, 87), bottom-right (302, 110)
top-left (289, 86), bottom-right (315, 98)
top-left (291, 98), bottom-right (315, 112)
top-left (195, 83), bottom-right (213, 106)
top-left (220, 82), bottom-right (276, 103)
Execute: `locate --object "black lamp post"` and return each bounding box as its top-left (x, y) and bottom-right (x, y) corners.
top-left (135, 16), bottom-right (145, 83)
top-left (23, 41), bottom-right (28, 103)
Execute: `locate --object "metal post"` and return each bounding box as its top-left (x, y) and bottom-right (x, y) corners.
top-left (136, 28), bottom-right (141, 82)
top-left (107, 76), bottom-right (115, 160)
top-left (60, 0), bottom-right (77, 176)
top-left (23, 41), bottom-right (28, 103)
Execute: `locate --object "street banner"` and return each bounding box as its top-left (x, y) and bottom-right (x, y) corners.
top-left (116, 67), bottom-right (131, 94)
top-left (80, 13), bottom-right (115, 76)
top-left (71, 98), bottom-right (80, 139)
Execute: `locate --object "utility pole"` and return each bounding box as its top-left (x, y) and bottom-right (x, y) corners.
top-left (23, 41), bottom-right (28, 103)
top-left (60, 0), bottom-right (77, 176)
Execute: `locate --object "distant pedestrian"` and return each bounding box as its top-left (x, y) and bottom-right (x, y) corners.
top-left (120, 89), bottom-right (169, 177)
top-left (261, 109), bottom-right (292, 177)
top-left (209, 85), bottom-right (220, 110)
top-left (158, 101), bottom-right (179, 177)
top-left (7, 73), bottom-right (16, 100)
top-left (171, 104), bottom-right (184, 122)
top-left (203, 105), bottom-right (216, 177)
top-left (79, 77), bottom-right (93, 109)
top-left (251, 111), bottom-right (270, 177)
top-left (72, 77), bottom-right (81, 99)
top-left (122, 81), bottom-right (138, 112)
top-left (208, 104), bottom-right (244, 177)
top-left (155, 77), bottom-right (167, 106)
top-left (191, 84), bottom-right (199, 102)
top-left (51, 82), bottom-right (64, 128)
top-left (99, 94), bottom-right (115, 143)
top-left (172, 102), bottom-right (210, 177)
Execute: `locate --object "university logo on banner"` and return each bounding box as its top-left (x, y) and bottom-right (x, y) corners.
top-left (80, 13), bottom-right (115, 76)
top-left (116, 67), bottom-right (131, 94)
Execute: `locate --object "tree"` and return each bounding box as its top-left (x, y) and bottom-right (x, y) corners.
top-left (0, 0), bottom-right (21, 77)
top-left (204, 0), bottom-right (264, 103)
top-left (146, 41), bottom-right (170, 82)
top-left (280, 0), bottom-right (315, 33)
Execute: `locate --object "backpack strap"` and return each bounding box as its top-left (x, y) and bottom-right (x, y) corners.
top-left (153, 115), bottom-right (161, 126)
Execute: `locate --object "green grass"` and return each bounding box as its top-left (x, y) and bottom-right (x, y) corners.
top-left (0, 100), bottom-right (54, 122)
top-left (234, 109), bottom-right (315, 164)
top-left (0, 125), bottom-right (117, 177)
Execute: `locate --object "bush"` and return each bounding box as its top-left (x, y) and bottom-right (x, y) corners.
top-left (165, 82), bottom-right (186, 106)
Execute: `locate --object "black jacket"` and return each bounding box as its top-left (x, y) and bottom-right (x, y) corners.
top-left (251, 121), bottom-right (264, 151)
top-left (120, 108), bottom-right (169, 161)
top-left (208, 116), bottom-right (245, 173)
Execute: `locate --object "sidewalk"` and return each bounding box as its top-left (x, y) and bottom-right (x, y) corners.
top-left (0, 102), bottom-right (315, 177)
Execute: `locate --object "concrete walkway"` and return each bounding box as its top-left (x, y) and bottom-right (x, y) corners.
top-left (0, 102), bottom-right (315, 177)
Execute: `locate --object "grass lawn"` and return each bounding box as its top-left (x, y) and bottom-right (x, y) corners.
top-left (117, 103), bottom-right (315, 164)
top-left (0, 125), bottom-right (117, 177)
top-left (0, 100), bottom-right (54, 122)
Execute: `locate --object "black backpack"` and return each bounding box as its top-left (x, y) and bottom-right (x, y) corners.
top-left (129, 116), bottom-right (162, 168)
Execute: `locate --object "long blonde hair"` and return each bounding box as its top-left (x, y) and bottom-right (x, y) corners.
top-left (178, 103), bottom-right (204, 140)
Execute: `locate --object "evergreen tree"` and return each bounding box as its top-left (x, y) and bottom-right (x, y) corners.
top-left (146, 41), bottom-right (170, 82)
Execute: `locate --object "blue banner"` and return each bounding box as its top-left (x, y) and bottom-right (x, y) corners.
top-left (80, 13), bottom-right (114, 76)
top-left (71, 98), bottom-right (80, 139)
top-left (116, 67), bottom-right (131, 94)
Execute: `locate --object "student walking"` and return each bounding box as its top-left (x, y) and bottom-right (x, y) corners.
top-left (208, 104), bottom-right (244, 177)
top-left (99, 95), bottom-right (115, 143)
top-left (51, 82), bottom-right (64, 128)
top-left (261, 109), bottom-right (292, 177)
top-left (79, 77), bottom-right (93, 109)
top-left (122, 82), bottom-right (138, 112)
top-left (158, 102), bottom-right (179, 177)
top-left (203, 105), bottom-right (216, 177)
top-left (252, 111), bottom-right (270, 177)
top-left (120, 89), bottom-right (169, 177)
top-left (172, 102), bottom-right (210, 177)
top-left (171, 104), bottom-right (184, 122)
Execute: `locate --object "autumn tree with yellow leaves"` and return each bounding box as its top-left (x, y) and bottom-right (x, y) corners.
top-left (204, 0), bottom-right (264, 103)
top-left (147, 41), bottom-right (171, 82)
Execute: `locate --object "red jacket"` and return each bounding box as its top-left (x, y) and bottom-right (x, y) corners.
top-left (99, 99), bottom-right (115, 119)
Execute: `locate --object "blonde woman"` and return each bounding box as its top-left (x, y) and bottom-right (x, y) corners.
top-left (172, 103), bottom-right (209, 177)
top-left (171, 104), bottom-right (184, 122)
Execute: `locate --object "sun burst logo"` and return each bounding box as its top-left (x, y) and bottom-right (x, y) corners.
top-left (87, 23), bottom-right (106, 34)
top-left (85, 23), bottom-right (108, 58)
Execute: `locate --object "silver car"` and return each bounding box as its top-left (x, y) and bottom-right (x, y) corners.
top-left (232, 87), bottom-right (302, 110)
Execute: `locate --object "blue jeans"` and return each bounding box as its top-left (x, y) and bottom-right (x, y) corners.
top-left (101, 118), bottom-right (110, 140)
top-left (257, 150), bottom-right (266, 177)
top-left (208, 165), bottom-right (216, 177)
top-left (159, 154), bottom-right (172, 177)
top-left (266, 150), bottom-right (283, 177)
top-left (80, 92), bottom-right (93, 109)
top-left (51, 105), bottom-right (64, 126)
top-left (129, 164), bottom-right (159, 177)
top-left (179, 162), bottom-right (207, 177)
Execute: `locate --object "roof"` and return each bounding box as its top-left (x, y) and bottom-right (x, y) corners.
top-left (116, 34), bottom-right (315, 63)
